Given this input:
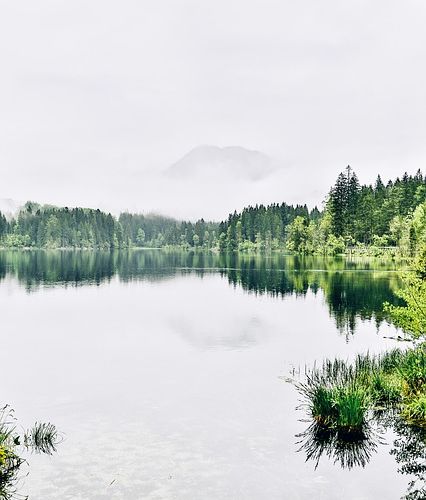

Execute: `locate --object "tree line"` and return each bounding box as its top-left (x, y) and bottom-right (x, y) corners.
top-left (0, 202), bottom-right (123, 249)
top-left (285, 166), bottom-right (426, 254)
top-left (0, 166), bottom-right (425, 253)
top-left (217, 203), bottom-right (320, 252)
top-left (218, 166), bottom-right (426, 255)
top-left (118, 213), bottom-right (218, 249)
top-left (0, 202), bottom-right (219, 249)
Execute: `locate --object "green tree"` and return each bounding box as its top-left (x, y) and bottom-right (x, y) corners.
top-left (286, 216), bottom-right (310, 252)
top-left (385, 247), bottom-right (426, 340)
top-left (136, 228), bottom-right (145, 246)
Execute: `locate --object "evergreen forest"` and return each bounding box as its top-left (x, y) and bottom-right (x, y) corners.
top-left (0, 167), bottom-right (425, 254)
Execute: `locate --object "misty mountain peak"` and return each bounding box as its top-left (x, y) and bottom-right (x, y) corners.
top-left (166, 145), bottom-right (275, 181)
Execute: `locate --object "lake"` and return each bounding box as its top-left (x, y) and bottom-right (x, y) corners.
top-left (0, 250), bottom-right (419, 499)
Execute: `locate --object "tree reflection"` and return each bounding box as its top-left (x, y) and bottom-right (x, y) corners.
top-left (0, 249), bottom-right (401, 335)
top-left (390, 418), bottom-right (426, 500)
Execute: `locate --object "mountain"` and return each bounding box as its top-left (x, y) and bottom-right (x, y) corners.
top-left (165, 145), bottom-right (276, 181)
top-left (0, 199), bottom-right (22, 220)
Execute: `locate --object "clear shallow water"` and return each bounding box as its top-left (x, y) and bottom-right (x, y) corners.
top-left (0, 250), bottom-right (417, 499)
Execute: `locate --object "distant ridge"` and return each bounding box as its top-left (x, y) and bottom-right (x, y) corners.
top-left (166, 145), bottom-right (276, 181)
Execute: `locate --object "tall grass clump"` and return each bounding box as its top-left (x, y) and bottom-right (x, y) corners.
top-left (296, 346), bottom-right (426, 435)
top-left (297, 358), bottom-right (372, 434)
top-left (332, 384), bottom-right (369, 432)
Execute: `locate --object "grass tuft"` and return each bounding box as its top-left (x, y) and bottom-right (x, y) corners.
top-left (401, 393), bottom-right (426, 425)
top-left (296, 345), bottom-right (426, 435)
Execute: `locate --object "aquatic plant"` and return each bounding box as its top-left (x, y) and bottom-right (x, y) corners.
top-left (369, 371), bottom-right (403, 406)
top-left (296, 347), bottom-right (426, 435)
top-left (310, 386), bottom-right (337, 426)
top-left (295, 246), bottom-right (426, 495)
top-left (297, 356), bottom-right (376, 433)
top-left (398, 347), bottom-right (426, 396)
top-left (401, 394), bottom-right (426, 425)
top-left (0, 406), bottom-right (59, 499)
top-left (332, 385), bottom-right (369, 431)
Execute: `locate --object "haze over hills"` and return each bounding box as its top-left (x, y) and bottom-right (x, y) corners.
top-left (0, 145), bottom-right (316, 221)
top-left (166, 145), bottom-right (276, 181)
top-left (0, 199), bottom-right (22, 220)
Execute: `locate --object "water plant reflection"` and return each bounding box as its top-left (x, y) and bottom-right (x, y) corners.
top-left (297, 419), bottom-right (380, 469)
top-left (295, 349), bottom-right (426, 499)
top-left (297, 414), bottom-right (426, 499)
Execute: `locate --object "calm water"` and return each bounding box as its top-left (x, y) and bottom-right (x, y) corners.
top-left (0, 250), bottom-right (420, 499)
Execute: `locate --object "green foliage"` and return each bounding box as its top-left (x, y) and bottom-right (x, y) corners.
top-left (370, 372), bottom-right (403, 405)
top-left (0, 206), bottom-right (220, 250)
top-left (218, 168), bottom-right (425, 254)
top-left (2, 167), bottom-right (424, 254)
top-left (327, 166), bottom-right (360, 238)
top-left (326, 168), bottom-right (425, 249)
top-left (136, 228), bottom-right (145, 246)
top-left (332, 385), bottom-right (368, 431)
top-left (296, 347), bottom-right (426, 434)
top-left (1, 205), bottom-right (125, 249)
top-left (385, 246), bottom-right (426, 340)
top-left (401, 393), bottom-right (426, 424)
top-left (397, 347), bottom-right (426, 395)
top-left (286, 216), bottom-right (311, 253)
top-left (412, 202), bottom-right (426, 246)
top-left (297, 356), bottom-right (372, 433)
top-left (310, 386), bottom-right (337, 426)
top-left (306, 377), bottom-right (369, 432)
top-left (218, 202), bottom-right (313, 252)
top-left (119, 213), bottom-right (218, 249)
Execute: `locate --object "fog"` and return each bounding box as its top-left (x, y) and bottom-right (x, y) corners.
top-left (1, 1), bottom-right (426, 220)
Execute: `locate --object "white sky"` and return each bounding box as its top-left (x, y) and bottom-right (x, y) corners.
top-left (1, 1), bottom-right (426, 220)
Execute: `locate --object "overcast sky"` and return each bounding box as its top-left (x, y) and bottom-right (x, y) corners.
top-left (1, 1), bottom-right (426, 220)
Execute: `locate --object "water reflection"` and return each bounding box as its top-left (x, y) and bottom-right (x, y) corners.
top-left (297, 420), bottom-right (380, 469)
top-left (391, 418), bottom-right (426, 499)
top-left (298, 414), bottom-right (426, 499)
top-left (0, 250), bottom-right (401, 335)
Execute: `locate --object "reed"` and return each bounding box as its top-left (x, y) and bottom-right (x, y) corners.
top-left (296, 345), bottom-right (426, 434)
